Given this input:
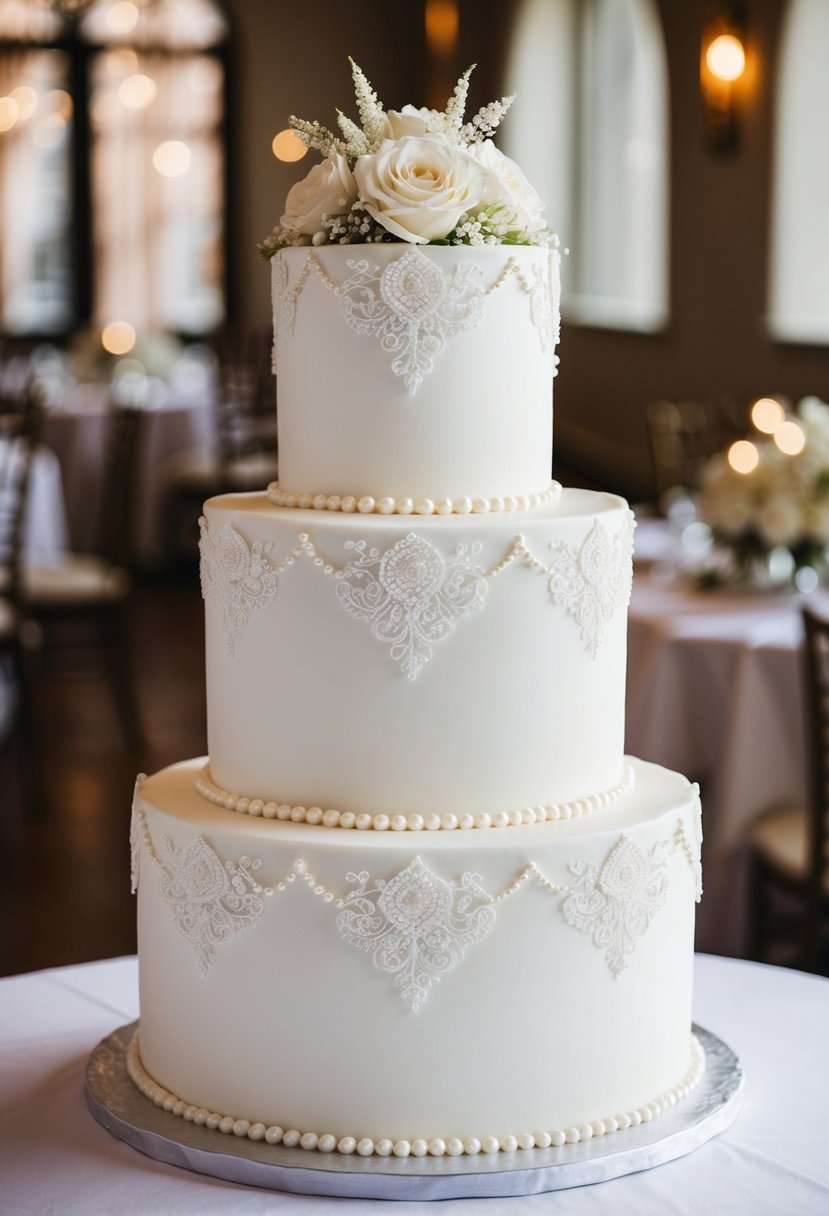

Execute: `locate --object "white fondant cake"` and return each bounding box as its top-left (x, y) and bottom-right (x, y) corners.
top-left (129, 66), bottom-right (703, 1162)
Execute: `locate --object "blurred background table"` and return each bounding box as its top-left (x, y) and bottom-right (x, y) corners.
top-left (627, 518), bottom-right (825, 956)
top-left (1, 954), bottom-right (827, 1215)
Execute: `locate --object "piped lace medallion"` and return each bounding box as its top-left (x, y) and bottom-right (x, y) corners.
top-left (336, 857), bottom-right (496, 1011)
top-left (547, 518), bottom-right (635, 658)
top-left (562, 836), bottom-right (669, 977)
top-left (272, 247), bottom-right (560, 394)
top-left (335, 532), bottom-right (487, 680)
top-left (199, 518), bottom-right (278, 656)
top-left (198, 513), bottom-right (635, 670)
top-left (131, 803), bottom-right (272, 975)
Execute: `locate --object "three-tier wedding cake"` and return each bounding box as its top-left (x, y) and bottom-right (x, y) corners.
top-left (128, 63), bottom-right (703, 1161)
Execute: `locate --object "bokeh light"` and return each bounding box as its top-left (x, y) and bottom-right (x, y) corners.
top-left (101, 321), bottom-right (136, 355)
top-left (152, 140), bottom-right (191, 177)
top-left (272, 129), bottom-right (307, 162)
top-left (706, 34), bottom-right (746, 82)
top-left (727, 439), bottom-right (760, 474)
top-left (751, 397), bottom-right (786, 434)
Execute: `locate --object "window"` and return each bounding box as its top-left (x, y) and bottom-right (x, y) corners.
top-left (768, 0), bottom-right (829, 344)
top-left (0, 0), bottom-right (229, 338)
top-left (504, 0), bottom-right (670, 333)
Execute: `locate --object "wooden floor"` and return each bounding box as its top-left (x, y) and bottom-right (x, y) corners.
top-left (0, 568), bottom-right (206, 977)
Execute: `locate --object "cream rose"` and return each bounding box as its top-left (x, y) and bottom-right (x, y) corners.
top-left (353, 136), bottom-right (488, 244)
top-left (280, 153), bottom-right (357, 236)
top-left (471, 139), bottom-right (546, 232)
top-left (385, 105), bottom-right (440, 139)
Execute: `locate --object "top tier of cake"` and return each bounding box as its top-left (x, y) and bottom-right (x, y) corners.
top-left (271, 243), bottom-right (560, 508)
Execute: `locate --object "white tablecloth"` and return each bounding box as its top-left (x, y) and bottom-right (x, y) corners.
top-left (0, 955), bottom-right (827, 1215)
top-left (42, 382), bottom-right (214, 561)
top-left (626, 522), bottom-right (827, 956)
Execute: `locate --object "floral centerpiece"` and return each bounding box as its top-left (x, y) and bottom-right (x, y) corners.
top-left (259, 59), bottom-right (553, 254)
top-left (697, 396), bottom-right (829, 588)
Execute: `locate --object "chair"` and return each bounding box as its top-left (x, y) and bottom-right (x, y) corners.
top-left (748, 606), bottom-right (829, 972)
top-left (646, 395), bottom-right (747, 510)
top-left (22, 400), bottom-right (147, 755)
top-left (0, 386), bottom-right (43, 811)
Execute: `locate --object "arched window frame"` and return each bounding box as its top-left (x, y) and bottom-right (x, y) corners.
top-left (504, 0), bottom-right (670, 334)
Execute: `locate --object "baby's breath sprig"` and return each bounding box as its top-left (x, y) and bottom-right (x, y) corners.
top-left (442, 63), bottom-right (476, 139)
top-left (257, 226), bottom-right (309, 259)
top-left (459, 94), bottom-right (516, 144)
top-left (348, 56), bottom-right (387, 151)
top-left (335, 110), bottom-right (369, 157)
top-left (288, 117), bottom-right (345, 158)
top-left (319, 200), bottom-right (387, 245)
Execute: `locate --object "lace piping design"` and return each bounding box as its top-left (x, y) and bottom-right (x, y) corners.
top-left (198, 514), bottom-right (635, 670)
top-left (272, 247), bottom-right (560, 395)
top-left (132, 796), bottom-right (702, 990)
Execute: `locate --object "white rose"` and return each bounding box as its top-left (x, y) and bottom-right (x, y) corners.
top-left (755, 494), bottom-right (804, 548)
top-left (280, 154), bottom-right (357, 236)
top-left (471, 140), bottom-right (546, 232)
top-left (354, 136), bottom-right (488, 244)
top-left (385, 105), bottom-right (438, 139)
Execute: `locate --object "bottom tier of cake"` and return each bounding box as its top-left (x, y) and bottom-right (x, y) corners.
top-left (131, 757), bottom-right (703, 1155)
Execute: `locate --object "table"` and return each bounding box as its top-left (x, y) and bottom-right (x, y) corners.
top-left (0, 955), bottom-right (826, 1214)
top-left (42, 379), bottom-right (215, 563)
top-left (626, 520), bottom-right (827, 956)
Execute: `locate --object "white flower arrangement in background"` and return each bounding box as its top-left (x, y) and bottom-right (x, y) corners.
top-left (259, 59), bottom-right (552, 255)
top-left (697, 396), bottom-right (829, 588)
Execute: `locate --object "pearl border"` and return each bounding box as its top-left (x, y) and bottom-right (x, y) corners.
top-left (192, 763), bottom-right (636, 832)
top-left (266, 481), bottom-right (562, 516)
top-left (127, 1030), bottom-right (704, 1158)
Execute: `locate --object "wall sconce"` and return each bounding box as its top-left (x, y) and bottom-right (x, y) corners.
top-left (700, 7), bottom-right (748, 153)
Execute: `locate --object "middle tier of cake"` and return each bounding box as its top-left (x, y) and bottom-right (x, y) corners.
top-left (200, 488), bottom-right (633, 819)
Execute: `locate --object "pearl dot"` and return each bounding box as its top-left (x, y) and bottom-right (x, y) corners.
top-left (424, 814), bottom-right (441, 831)
top-left (396, 498), bottom-right (414, 514)
top-left (300, 1132), bottom-right (318, 1151)
top-left (441, 814), bottom-right (458, 831)
top-left (318, 1133), bottom-right (337, 1153)
top-left (493, 811), bottom-right (509, 829)
top-left (578, 1123), bottom-right (593, 1141)
top-left (391, 815), bottom-right (408, 831)
top-left (205, 1112), bottom-right (220, 1129)
top-left (219, 1116), bottom-right (235, 1134)
top-left (312, 495), bottom-right (327, 510)
top-left (604, 1116), bottom-right (619, 1133)
top-left (410, 1139), bottom-right (429, 1157)
top-left (297, 493), bottom-right (313, 509)
top-left (290, 806), bottom-right (306, 822)
top-left (591, 1120), bottom-right (606, 1137)
top-left (306, 807), bottom-right (323, 825)
top-left (378, 497), bottom-right (396, 515)
top-left (277, 804), bottom-right (292, 820)
top-left (322, 810), bottom-right (340, 828)
top-left (374, 814), bottom-right (390, 831)
top-left (407, 814), bottom-right (424, 832)
top-left (375, 1138), bottom-right (393, 1157)
top-left (282, 1129), bottom-right (301, 1147)
top-left (326, 497), bottom-right (341, 511)
top-left (428, 1138), bottom-right (446, 1157)
top-left (463, 1137), bottom-right (481, 1155)
top-left (472, 498), bottom-right (490, 513)
top-left (232, 1119), bottom-right (250, 1137)
top-left (454, 497), bottom-right (472, 514)
top-left (393, 1140), bottom-right (411, 1157)
top-left (517, 1133), bottom-right (535, 1150)
top-left (436, 498), bottom-right (453, 515)
top-left (337, 1136), bottom-right (356, 1154)
top-left (248, 799), bottom-right (264, 817)
top-left (482, 1136), bottom-right (500, 1155)
top-left (339, 812), bottom-right (356, 829)
top-left (500, 1135), bottom-right (518, 1153)
top-left (415, 498), bottom-right (435, 515)
top-left (550, 1129), bottom-right (566, 1147)
top-left (446, 1137), bottom-right (464, 1156)
top-left (341, 496), bottom-right (357, 513)
top-left (534, 1130), bottom-right (552, 1148)
top-left (475, 813), bottom-right (492, 830)
top-left (357, 497), bottom-right (375, 514)
top-left (459, 814), bottom-right (475, 830)
top-left (355, 813), bottom-right (372, 830)
top-left (356, 1138), bottom-right (375, 1156)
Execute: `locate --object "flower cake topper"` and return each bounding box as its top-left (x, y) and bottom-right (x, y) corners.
top-left (260, 59), bottom-right (554, 254)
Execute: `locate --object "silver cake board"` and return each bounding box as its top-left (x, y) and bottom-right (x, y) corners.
top-left (85, 1022), bottom-right (742, 1201)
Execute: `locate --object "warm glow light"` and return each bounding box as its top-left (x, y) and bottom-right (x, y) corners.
top-left (751, 397), bottom-right (786, 434)
top-left (90, 90), bottom-right (119, 129)
top-left (10, 86), bottom-right (37, 121)
top-left (45, 89), bottom-right (73, 120)
top-left (106, 1), bottom-right (139, 35)
top-left (105, 48), bottom-right (139, 78)
top-left (101, 321), bottom-right (136, 356)
top-left (271, 129), bottom-right (307, 162)
top-left (728, 439), bottom-right (760, 474)
top-left (119, 73), bottom-right (157, 109)
top-left (0, 96), bottom-right (20, 132)
top-left (706, 34), bottom-right (746, 82)
top-left (774, 419), bottom-right (806, 455)
top-left (425, 0), bottom-right (459, 56)
top-left (152, 140), bottom-right (191, 176)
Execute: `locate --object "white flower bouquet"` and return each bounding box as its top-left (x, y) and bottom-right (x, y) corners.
top-left (697, 397), bottom-right (829, 587)
top-left (259, 60), bottom-right (552, 255)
